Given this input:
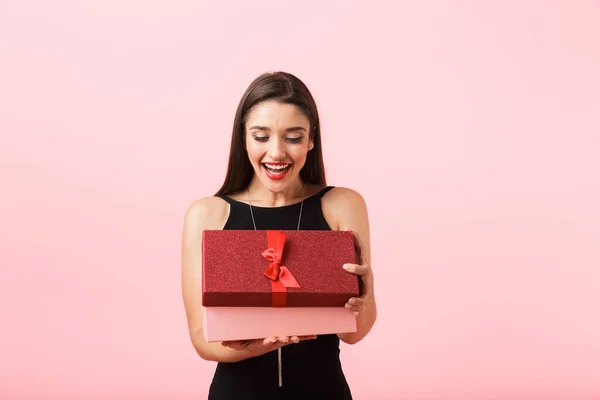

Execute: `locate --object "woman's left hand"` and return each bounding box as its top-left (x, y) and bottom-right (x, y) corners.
top-left (343, 262), bottom-right (374, 315)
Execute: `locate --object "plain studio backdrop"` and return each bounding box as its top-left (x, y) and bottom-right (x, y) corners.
top-left (1, 1), bottom-right (599, 399)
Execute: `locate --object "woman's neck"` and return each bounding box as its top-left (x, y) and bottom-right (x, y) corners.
top-left (245, 177), bottom-right (306, 207)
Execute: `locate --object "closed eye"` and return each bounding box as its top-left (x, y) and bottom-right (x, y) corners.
top-left (252, 136), bottom-right (303, 143)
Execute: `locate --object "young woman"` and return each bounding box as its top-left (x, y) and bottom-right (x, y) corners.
top-left (181, 71), bottom-right (377, 399)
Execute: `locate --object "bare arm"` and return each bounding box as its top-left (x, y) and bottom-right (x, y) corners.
top-left (323, 188), bottom-right (377, 345)
top-left (181, 198), bottom-right (312, 363)
top-left (181, 199), bottom-right (252, 362)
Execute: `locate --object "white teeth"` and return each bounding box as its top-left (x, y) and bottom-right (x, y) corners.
top-left (264, 164), bottom-right (289, 170)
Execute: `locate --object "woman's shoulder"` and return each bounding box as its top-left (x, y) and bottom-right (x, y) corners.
top-left (183, 195), bottom-right (230, 231)
top-left (304, 184), bottom-right (364, 201)
top-left (322, 186), bottom-right (367, 207)
top-left (320, 186), bottom-right (368, 231)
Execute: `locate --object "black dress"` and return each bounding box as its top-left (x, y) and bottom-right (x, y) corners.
top-left (207, 186), bottom-right (353, 400)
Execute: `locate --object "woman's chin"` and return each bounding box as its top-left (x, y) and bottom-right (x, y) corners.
top-left (259, 175), bottom-right (300, 193)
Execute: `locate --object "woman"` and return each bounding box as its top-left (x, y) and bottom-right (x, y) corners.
top-left (181, 71), bottom-right (377, 399)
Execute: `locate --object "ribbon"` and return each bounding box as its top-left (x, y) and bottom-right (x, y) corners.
top-left (261, 230), bottom-right (300, 307)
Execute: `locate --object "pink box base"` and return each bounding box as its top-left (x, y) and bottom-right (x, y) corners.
top-left (202, 306), bottom-right (357, 342)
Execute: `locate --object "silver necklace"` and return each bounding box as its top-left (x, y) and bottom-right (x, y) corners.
top-left (246, 188), bottom-right (304, 387)
top-left (247, 190), bottom-right (304, 230)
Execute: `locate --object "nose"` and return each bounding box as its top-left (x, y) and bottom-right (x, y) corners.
top-left (268, 136), bottom-right (286, 159)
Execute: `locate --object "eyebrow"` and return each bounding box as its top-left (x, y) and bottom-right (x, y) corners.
top-left (249, 126), bottom-right (307, 132)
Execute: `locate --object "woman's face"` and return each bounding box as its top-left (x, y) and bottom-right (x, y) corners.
top-left (244, 100), bottom-right (314, 193)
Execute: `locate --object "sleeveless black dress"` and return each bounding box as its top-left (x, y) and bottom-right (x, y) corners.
top-left (207, 186), bottom-right (353, 400)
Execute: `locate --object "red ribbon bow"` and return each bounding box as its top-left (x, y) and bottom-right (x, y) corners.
top-left (261, 230), bottom-right (300, 307)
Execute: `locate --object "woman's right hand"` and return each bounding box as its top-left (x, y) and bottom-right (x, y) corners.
top-left (222, 335), bottom-right (317, 353)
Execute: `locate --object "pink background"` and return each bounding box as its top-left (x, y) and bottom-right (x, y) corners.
top-left (1, 1), bottom-right (599, 399)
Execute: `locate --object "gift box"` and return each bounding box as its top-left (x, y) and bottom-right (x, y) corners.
top-left (202, 230), bottom-right (360, 308)
top-left (202, 306), bottom-right (357, 342)
top-left (201, 230), bottom-right (360, 342)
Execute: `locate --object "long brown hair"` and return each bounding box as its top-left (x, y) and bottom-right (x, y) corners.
top-left (215, 72), bottom-right (326, 196)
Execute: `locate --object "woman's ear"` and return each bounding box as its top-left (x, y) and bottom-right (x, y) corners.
top-left (308, 125), bottom-right (316, 151)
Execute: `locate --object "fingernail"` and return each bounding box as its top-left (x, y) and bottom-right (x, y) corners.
top-left (343, 264), bottom-right (350, 270)
top-left (353, 311), bottom-right (359, 316)
top-left (345, 303), bottom-right (352, 309)
top-left (348, 298), bottom-right (356, 304)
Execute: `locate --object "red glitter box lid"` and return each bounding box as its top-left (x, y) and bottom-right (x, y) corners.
top-left (202, 230), bottom-right (360, 307)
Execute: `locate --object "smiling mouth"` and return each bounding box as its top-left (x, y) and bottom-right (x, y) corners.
top-left (263, 163), bottom-right (291, 173)
top-left (262, 163), bottom-right (292, 180)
